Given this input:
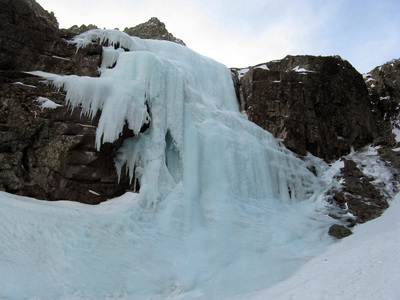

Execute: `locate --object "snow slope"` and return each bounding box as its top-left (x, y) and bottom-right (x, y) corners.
top-left (247, 193), bottom-right (400, 300)
top-left (0, 188), bottom-right (334, 300)
top-left (1, 190), bottom-right (398, 299)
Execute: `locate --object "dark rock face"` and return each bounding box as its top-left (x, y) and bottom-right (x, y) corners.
top-left (0, 0), bottom-right (58, 71)
top-left (124, 17), bottom-right (186, 46)
top-left (364, 59), bottom-right (400, 147)
top-left (0, 0), bottom-right (102, 76)
top-left (238, 55), bottom-right (377, 161)
top-left (0, 71), bottom-right (135, 204)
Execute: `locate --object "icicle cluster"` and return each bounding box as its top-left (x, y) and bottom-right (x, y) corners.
top-left (33, 29), bottom-right (324, 209)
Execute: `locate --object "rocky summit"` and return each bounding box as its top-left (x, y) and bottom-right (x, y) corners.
top-left (124, 17), bottom-right (186, 46)
top-left (1, 0), bottom-right (400, 226)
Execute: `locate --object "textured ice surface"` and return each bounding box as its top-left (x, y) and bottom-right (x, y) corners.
top-left (1, 30), bottom-right (337, 299)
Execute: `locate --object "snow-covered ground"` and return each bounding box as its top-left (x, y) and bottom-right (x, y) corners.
top-left (247, 192), bottom-right (400, 300)
top-left (0, 189), bottom-right (398, 299)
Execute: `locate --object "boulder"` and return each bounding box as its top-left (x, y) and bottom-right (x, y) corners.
top-left (328, 224), bottom-right (353, 239)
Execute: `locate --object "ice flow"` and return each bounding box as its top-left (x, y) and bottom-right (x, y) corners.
top-left (0, 29), bottom-right (334, 299)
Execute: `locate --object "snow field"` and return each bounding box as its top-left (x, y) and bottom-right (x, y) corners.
top-left (247, 192), bottom-right (400, 300)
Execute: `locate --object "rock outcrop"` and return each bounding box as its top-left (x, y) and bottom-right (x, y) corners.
top-left (237, 55), bottom-right (377, 161)
top-left (0, 0), bottom-right (58, 71)
top-left (0, 71), bottom-right (135, 204)
top-left (364, 58), bottom-right (400, 147)
top-left (64, 24), bottom-right (99, 36)
top-left (0, 0), bottom-right (102, 76)
top-left (124, 17), bottom-right (186, 46)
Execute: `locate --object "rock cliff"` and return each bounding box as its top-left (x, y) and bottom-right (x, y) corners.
top-left (236, 55), bottom-right (377, 161)
top-left (364, 58), bottom-right (400, 146)
top-left (0, 72), bottom-right (135, 204)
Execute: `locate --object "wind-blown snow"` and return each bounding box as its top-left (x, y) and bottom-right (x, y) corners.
top-left (392, 118), bottom-right (400, 143)
top-left (2, 29), bottom-right (341, 299)
top-left (237, 67), bottom-right (249, 79)
top-left (12, 81), bottom-right (36, 88)
top-left (292, 66), bottom-right (316, 73)
top-left (255, 63), bottom-right (269, 70)
top-left (52, 55), bottom-right (71, 61)
top-left (34, 96), bottom-right (62, 110)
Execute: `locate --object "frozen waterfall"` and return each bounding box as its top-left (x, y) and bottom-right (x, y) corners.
top-left (0, 30), bottom-right (336, 299)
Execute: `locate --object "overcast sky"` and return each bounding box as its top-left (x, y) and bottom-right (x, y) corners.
top-left (36, 0), bottom-right (399, 73)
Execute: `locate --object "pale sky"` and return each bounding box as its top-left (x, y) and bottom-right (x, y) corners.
top-left (36, 0), bottom-right (399, 73)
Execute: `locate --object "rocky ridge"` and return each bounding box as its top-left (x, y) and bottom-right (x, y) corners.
top-left (60, 17), bottom-right (186, 46)
top-left (124, 17), bottom-right (186, 46)
top-left (63, 24), bottom-right (99, 36)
